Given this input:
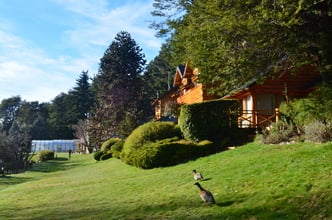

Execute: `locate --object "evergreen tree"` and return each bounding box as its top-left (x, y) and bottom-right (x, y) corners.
top-left (0, 96), bottom-right (21, 133)
top-left (48, 71), bottom-right (93, 139)
top-left (90, 31), bottom-right (146, 147)
top-left (142, 42), bottom-right (174, 118)
top-left (70, 70), bottom-right (93, 119)
top-left (48, 93), bottom-right (77, 139)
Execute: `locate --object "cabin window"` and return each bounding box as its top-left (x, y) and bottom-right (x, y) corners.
top-left (255, 94), bottom-right (275, 115)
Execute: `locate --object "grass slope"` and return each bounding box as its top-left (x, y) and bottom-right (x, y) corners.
top-left (0, 142), bottom-right (331, 220)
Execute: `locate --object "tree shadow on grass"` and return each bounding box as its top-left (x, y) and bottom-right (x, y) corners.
top-left (29, 157), bottom-right (81, 173)
top-left (0, 176), bottom-right (34, 189)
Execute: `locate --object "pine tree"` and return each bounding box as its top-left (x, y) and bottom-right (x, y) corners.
top-left (89, 31), bottom-right (146, 147)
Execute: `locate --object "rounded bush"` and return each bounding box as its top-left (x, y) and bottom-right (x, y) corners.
top-left (94, 151), bottom-right (104, 161)
top-left (110, 140), bottom-right (124, 159)
top-left (122, 137), bottom-right (216, 169)
top-left (94, 138), bottom-right (122, 161)
top-left (36, 150), bottom-right (54, 162)
top-left (101, 151), bottom-right (113, 160)
top-left (305, 121), bottom-right (332, 143)
top-left (122, 121), bottom-right (181, 156)
top-left (100, 138), bottom-right (121, 152)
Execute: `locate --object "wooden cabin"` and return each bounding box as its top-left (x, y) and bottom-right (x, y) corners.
top-left (153, 63), bottom-right (219, 120)
top-left (152, 87), bottom-right (178, 120)
top-left (174, 64), bottom-right (218, 104)
top-left (224, 64), bottom-right (322, 129)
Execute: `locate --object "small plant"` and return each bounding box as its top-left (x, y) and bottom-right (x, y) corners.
top-left (305, 121), bottom-right (332, 143)
top-left (256, 121), bottom-right (296, 144)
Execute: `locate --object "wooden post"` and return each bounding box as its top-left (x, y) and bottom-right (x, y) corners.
top-left (275, 108), bottom-right (279, 123)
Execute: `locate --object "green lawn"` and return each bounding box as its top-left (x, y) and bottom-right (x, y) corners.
top-left (0, 142), bottom-right (331, 220)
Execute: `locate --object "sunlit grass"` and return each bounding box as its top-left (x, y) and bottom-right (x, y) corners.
top-left (0, 142), bottom-right (331, 219)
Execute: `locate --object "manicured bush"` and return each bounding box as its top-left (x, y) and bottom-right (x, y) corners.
top-left (94, 151), bottom-right (104, 161)
top-left (122, 121), bottom-right (181, 156)
top-left (179, 99), bottom-right (239, 142)
top-left (101, 151), bottom-right (113, 160)
top-left (110, 140), bottom-right (124, 159)
top-left (36, 150), bottom-right (54, 162)
top-left (100, 138), bottom-right (121, 152)
top-left (305, 121), bottom-right (332, 143)
top-left (94, 138), bottom-right (122, 161)
top-left (123, 137), bottom-right (217, 169)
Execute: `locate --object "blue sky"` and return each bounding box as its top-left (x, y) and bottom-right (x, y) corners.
top-left (0, 0), bottom-right (163, 102)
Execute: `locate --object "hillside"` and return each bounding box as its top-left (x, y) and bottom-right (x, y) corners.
top-left (0, 142), bottom-right (331, 219)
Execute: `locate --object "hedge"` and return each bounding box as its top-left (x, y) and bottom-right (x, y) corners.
top-left (179, 99), bottom-right (239, 142)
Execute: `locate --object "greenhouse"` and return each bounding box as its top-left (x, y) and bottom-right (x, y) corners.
top-left (31, 140), bottom-right (79, 152)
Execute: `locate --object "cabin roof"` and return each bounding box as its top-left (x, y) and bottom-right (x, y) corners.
top-left (224, 64), bottom-right (321, 99)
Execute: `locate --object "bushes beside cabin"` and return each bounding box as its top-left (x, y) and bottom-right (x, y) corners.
top-left (96, 100), bottom-right (251, 169)
top-left (179, 99), bottom-right (239, 142)
top-left (257, 85), bottom-right (332, 144)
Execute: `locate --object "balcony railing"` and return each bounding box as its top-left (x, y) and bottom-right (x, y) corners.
top-left (238, 108), bottom-right (280, 129)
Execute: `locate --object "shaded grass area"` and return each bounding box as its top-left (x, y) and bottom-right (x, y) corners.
top-left (0, 142), bottom-right (331, 219)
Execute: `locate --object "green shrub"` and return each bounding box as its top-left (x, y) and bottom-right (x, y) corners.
top-left (100, 138), bottom-right (121, 152)
top-left (36, 150), bottom-right (54, 162)
top-left (110, 140), bottom-right (124, 159)
top-left (94, 151), bottom-right (104, 161)
top-left (179, 99), bottom-right (239, 142)
top-left (279, 85), bottom-right (332, 132)
top-left (122, 121), bottom-right (181, 156)
top-left (101, 151), bottom-right (113, 160)
top-left (94, 138), bottom-right (122, 161)
top-left (122, 137), bottom-right (220, 169)
top-left (305, 121), bottom-right (332, 143)
top-left (256, 121), bottom-right (296, 144)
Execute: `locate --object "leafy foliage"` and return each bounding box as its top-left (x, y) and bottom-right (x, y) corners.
top-left (256, 121), bottom-right (296, 144)
top-left (93, 151), bottom-right (104, 161)
top-left (0, 96), bottom-right (21, 132)
top-left (304, 121), bottom-right (332, 143)
top-left (121, 121), bottom-right (181, 157)
top-left (94, 138), bottom-right (122, 161)
top-left (100, 138), bottom-right (121, 152)
top-left (179, 100), bottom-right (239, 142)
top-left (258, 85), bottom-right (332, 144)
top-left (35, 150), bottom-right (55, 162)
top-left (109, 140), bottom-right (124, 159)
top-left (142, 43), bottom-right (174, 118)
top-left (0, 125), bottom-right (32, 173)
top-left (0, 97), bottom-right (49, 173)
top-left (280, 85), bottom-right (332, 130)
top-left (152, 0), bottom-right (332, 96)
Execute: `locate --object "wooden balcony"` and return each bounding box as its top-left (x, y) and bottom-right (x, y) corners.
top-left (238, 108), bottom-right (280, 129)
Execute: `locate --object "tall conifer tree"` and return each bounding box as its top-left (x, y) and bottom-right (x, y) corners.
top-left (90, 31), bottom-right (146, 147)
